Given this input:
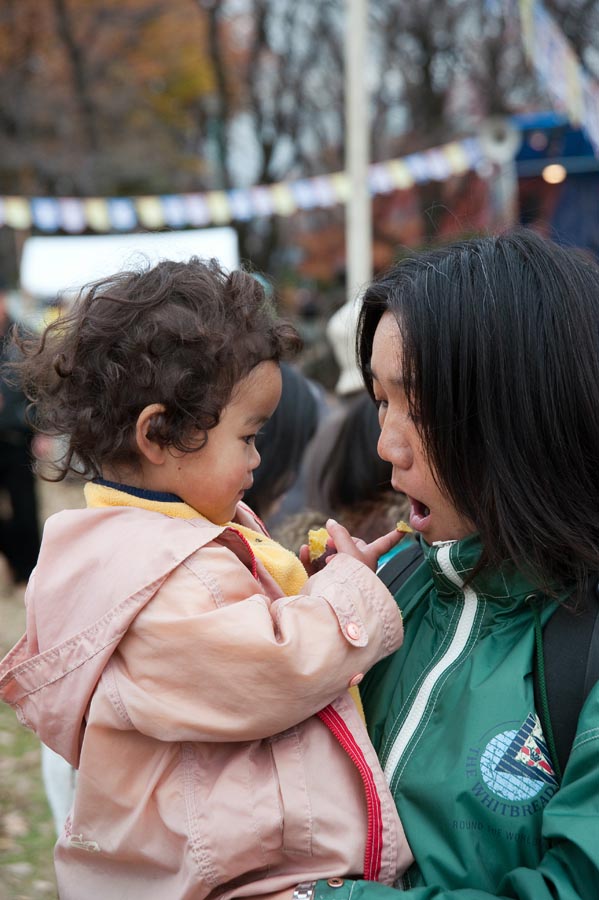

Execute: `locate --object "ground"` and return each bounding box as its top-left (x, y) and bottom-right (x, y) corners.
top-left (0, 478), bottom-right (85, 900)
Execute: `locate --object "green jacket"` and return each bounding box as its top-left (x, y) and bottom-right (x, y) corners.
top-left (316, 534), bottom-right (599, 900)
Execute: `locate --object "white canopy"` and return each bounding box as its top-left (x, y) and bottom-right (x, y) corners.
top-left (19, 228), bottom-right (240, 300)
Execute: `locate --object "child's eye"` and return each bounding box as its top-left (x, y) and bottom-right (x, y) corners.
top-left (243, 434), bottom-right (257, 445)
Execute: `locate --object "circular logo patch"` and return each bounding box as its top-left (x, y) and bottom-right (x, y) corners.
top-left (479, 713), bottom-right (557, 801)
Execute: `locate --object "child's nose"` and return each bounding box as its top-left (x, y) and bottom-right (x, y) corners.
top-left (250, 445), bottom-right (261, 469)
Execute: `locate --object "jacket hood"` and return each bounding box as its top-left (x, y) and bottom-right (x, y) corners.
top-left (0, 506), bottom-right (233, 766)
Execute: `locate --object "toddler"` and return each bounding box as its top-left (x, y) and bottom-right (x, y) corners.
top-left (0, 258), bottom-right (412, 900)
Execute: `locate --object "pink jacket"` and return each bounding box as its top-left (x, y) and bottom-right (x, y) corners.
top-left (0, 503), bottom-right (412, 899)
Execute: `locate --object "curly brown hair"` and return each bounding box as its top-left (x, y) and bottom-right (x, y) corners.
top-left (14, 257), bottom-right (301, 480)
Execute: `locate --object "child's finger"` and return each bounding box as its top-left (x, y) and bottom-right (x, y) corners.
top-left (299, 543), bottom-right (314, 574)
top-left (324, 518), bottom-right (356, 555)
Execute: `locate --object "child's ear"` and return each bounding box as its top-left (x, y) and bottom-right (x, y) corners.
top-left (136, 404), bottom-right (168, 465)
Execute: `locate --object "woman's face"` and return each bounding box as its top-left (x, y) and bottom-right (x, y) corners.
top-left (371, 312), bottom-right (475, 545)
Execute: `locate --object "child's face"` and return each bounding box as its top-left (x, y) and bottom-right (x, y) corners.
top-left (371, 312), bottom-right (474, 545)
top-left (162, 361), bottom-right (282, 524)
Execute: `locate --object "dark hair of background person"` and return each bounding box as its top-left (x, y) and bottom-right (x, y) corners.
top-left (9, 257), bottom-right (301, 482)
top-left (243, 362), bottom-right (320, 520)
top-left (357, 228), bottom-right (599, 594)
top-left (0, 283), bottom-right (40, 582)
top-left (298, 390), bottom-right (409, 546)
top-left (308, 391), bottom-right (392, 512)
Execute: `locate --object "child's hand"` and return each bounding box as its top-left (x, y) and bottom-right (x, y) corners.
top-left (300, 518), bottom-right (405, 574)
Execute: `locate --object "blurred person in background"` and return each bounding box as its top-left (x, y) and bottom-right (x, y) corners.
top-left (305, 391), bottom-right (409, 546)
top-left (273, 391), bottom-right (409, 558)
top-left (243, 361), bottom-right (326, 526)
top-left (326, 297), bottom-right (365, 400)
top-left (0, 277), bottom-right (40, 585)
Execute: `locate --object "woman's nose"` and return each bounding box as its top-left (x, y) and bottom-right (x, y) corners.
top-left (378, 421), bottom-right (413, 469)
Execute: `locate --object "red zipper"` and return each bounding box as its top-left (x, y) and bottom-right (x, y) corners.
top-left (317, 704), bottom-right (383, 881)
top-left (225, 528), bottom-right (258, 579)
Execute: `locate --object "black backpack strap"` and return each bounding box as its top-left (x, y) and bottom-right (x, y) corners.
top-left (378, 539), bottom-right (424, 595)
top-left (534, 579), bottom-right (599, 781)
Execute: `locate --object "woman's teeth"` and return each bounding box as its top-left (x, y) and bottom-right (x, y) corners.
top-left (411, 499), bottom-right (431, 520)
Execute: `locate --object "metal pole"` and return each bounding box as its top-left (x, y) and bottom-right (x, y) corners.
top-left (345, 0), bottom-right (372, 304)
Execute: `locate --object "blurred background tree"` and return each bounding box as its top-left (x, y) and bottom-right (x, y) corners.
top-left (0, 0), bottom-right (597, 284)
top-left (0, 0), bottom-right (214, 196)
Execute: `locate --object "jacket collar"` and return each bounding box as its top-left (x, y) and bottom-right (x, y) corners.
top-left (422, 533), bottom-right (548, 604)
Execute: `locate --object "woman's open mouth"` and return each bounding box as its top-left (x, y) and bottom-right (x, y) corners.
top-left (408, 497), bottom-right (431, 531)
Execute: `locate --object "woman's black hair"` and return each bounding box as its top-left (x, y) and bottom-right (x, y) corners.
top-left (243, 362), bottom-right (320, 519)
top-left (357, 229), bottom-right (599, 593)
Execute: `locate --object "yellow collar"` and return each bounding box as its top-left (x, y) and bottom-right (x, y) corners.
top-left (85, 481), bottom-right (308, 596)
top-left (85, 481), bottom-right (201, 518)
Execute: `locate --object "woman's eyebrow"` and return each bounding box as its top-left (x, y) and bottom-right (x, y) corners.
top-left (369, 365), bottom-right (404, 388)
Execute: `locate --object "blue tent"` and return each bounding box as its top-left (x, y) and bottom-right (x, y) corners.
top-left (512, 112), bottom-right (599, 256)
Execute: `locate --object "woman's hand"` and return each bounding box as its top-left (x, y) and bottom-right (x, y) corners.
top-left (300, 518), bottom-right (404, 575)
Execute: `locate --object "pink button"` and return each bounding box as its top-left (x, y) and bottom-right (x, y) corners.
top-left (349, 673), bottom-right (364, 687)
top-left (346, 622), bottom-right (360, 640)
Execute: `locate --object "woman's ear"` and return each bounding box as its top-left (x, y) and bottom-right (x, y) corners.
top-left (135, 404), bottom-right (168, 465)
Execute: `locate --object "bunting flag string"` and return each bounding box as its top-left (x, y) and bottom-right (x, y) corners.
top-left (0, 137), bottom-right (482, 234)
top-left (520, 0), bottom-right (599, 155)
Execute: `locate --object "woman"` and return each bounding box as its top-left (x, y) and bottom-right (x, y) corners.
top-left (297, 230), bottom-right (599, 900)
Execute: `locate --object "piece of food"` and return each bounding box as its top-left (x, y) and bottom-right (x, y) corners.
top-left (308, 527), bottom-right (329, 563)
top-left (396, 520), bottom-right (414, 534)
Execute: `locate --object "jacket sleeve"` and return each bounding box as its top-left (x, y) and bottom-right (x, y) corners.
top-left (312, 687), bottom-right (599, 900)
top-left (108, 547), bottom-right (403, 742)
